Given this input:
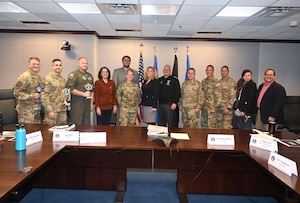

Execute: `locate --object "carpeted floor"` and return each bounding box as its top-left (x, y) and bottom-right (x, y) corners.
top-left (20, 169), bottom-right (278, 203)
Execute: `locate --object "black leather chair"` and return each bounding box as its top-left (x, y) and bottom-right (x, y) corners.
top-left (0, 89), bottom-right (17, 126)
top-left (283, 96), bottom-right (300, 133)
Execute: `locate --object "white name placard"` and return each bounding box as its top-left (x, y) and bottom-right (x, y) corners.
top-left (268, 152), bottom-right (298, 176)
top-left (249, 146), bottom-right (271, 161)
top-left (26, 131), bottom-right (43, 146)
top-left (52, 131), bottom-right (80, 142)
top-left (80, 132), bottom-right (106, 146)
top-left (52, 141), bottom-right (79, 151)
top-left (207, 134), bottom-right (235, 146)
top-left (250, 134), bottom-right (278, 152)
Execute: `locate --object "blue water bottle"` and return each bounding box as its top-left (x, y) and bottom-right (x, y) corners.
top-left (15, 123), bottom-right (26, 151)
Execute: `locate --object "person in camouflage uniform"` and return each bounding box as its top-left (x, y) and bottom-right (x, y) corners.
top-left (201, 65), bottom-right (221, 129)
top-left (216, 66), bottom-right (236, 129)
top-left (179, 68), bottom-right (204, 128)
top-left (66, 57), bottom-right (94, 125)
top-left (117, 69), bottom-right (139, 126)
top-left (41, 59), bottom-right (68, 125)
top-left (13, 57), bottom-right (43, 124)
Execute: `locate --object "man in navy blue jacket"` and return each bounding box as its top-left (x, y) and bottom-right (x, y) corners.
top-left (256, 69), bottom-right (286, 131)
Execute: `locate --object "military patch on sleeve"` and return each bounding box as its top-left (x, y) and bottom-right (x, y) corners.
top-left (68, 73), bottom-right (74, 79)
top-left (16, 81), bottom-right (23, 87)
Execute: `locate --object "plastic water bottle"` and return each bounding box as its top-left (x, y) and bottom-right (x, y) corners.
top-left (15, 124), bottom-right (26, 151)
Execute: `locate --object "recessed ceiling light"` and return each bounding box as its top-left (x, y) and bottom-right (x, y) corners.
top-left (142, 5), bottom-right (179, 16)
top-left (58, 3), bottom-right (101, 14)
top-left (0, 2), bottom-right (29, 13)
top-left (216, 6), bottom-right (264, 17)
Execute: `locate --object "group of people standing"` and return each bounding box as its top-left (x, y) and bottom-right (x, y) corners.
top-left (13, 56), bottom-right (286, 132)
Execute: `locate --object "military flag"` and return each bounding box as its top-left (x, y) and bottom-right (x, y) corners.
top-left (185, 53), bottom-right (190, 80)
top-left (172, 54), bottom-right (178, 77)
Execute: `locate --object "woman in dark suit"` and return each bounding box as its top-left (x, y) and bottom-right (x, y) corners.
top-left (232, 69), bottom-right (257, 130)
top-left (141, 66), bottom-right (159, 125)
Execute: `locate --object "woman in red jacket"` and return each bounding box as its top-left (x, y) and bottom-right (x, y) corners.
top-left (94, 67), bottom-right (117, 125)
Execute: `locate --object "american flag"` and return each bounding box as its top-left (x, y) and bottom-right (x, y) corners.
top-left (135, 51), bottom-right (144, 126)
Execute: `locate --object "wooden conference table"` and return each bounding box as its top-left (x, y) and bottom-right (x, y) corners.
top-left (1, 124), bottom-right (300, 203)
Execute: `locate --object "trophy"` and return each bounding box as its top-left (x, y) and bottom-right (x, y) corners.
top-left (62, 88), bottom-right (71, 106)
top-left (35, 84), bottom-right (43, 104)
top-left (84, 83), bottom-right (93, 99)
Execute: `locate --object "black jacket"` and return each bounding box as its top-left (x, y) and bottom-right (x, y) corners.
top-left (158, 75), bottom-right (181, 105)
top-left (237, 80), bottom-right (257, 115)
top-left (257, 81), bottom-right (286, 124)
top-left (141, 79), bottom-right (159, 108)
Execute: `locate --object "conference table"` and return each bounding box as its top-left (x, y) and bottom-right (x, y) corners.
top-left (1, 124), bottom-right (300, 203)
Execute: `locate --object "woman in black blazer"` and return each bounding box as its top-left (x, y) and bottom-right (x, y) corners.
top-left (232, 69), bottom-right (257, 130)
top-left (141, 66), bottom-right (159, 125)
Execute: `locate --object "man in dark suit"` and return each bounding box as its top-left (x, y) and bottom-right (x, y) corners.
top-left (256, 69), bottom-right (286, 131)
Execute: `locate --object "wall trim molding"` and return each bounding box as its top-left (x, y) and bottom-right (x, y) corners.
top-left (1, 29), bottom-right (300, 43)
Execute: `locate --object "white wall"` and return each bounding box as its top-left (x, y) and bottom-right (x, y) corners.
top-left (98, 39), bottom-right (260, 86)
top-left (0, 33), bottom-right (96, 88)
top-left (258, 43), bottom-right (300, 96)
top-left (0, 32), bottom-right (299, 96)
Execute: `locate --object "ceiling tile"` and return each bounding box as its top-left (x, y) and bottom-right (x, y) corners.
top-left (36, 13), bottom-right (75, 22)
top-left (3, 13), bottom-right (43, 21)
top-left (106, 14), bottom-right (139, 23)
top-left (71, 14), bottom-right (107, 23)
top-left (15, 2), bottom-right (66, 13)
top-left (178, 5), bottom-right (223, 16)
top-left (142, 15), bottom-right (175, 24)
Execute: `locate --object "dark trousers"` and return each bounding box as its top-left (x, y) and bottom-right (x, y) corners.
top-left (158, 104), bottom-right (177, 127)
top-left (96, 109), bottom-right (113, 126)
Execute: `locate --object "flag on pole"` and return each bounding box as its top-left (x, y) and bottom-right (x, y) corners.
top-left (172, 54), bottom-right (179, 127)
top-left (172, 54), bottom-right (178, 77)
top-left (153, 53), bottom-right (158, 73)
top-left (153, 52), bottom-right (159, 124)
top-left (135, 50), bottom-right (144, 126)
top-left (185, 53), bottom-right (190, 80)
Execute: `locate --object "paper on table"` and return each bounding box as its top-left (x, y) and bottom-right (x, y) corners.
top-left (170, 133), bottom-right (190, 140)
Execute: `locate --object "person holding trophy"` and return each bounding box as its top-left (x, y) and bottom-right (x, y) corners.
top-left (13, 57), bottom-right (43, 124)
top-left (41, 58), bottom-right (68, 125)
top-left (66, 57), bottom-right (94, 125)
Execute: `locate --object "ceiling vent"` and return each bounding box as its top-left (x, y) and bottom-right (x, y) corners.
top-left (196, 31), bottom-right (222, 34)
top-left (99, 4), bottom-right (139, 15)
top-left (254, 7), bottom-right (300, 17)
top-left (21, 21), bottom-right (49, 24)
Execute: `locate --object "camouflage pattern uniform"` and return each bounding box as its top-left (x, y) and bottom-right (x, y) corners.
top-left (201, 76), bottom-right (221, 129)
top-left (66, 69), bottom-right (94, 125)
top-left (216, 77), bottom-right (236, 129)
top-left (179, 79), bottom-right (204, 128)
top-left (13, 69), bottom-right (43, 124)
top-left (41, 72), bottom-right (67, 125)
top-left (117, 82), bottom-right (139, 126)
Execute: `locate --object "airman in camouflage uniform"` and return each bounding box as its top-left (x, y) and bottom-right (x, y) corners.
top-left (66, 57), bottom-right (94, 125)
top-left (216, 66), bottom-right (236, 129)
top-left (201, 65), bottom-right (221, 129)
top-left (179, 68), bottom-right (204, 128)
top-left (41, 59), bottom-right (68, 125)
top-left (117, 70), bottom-right (140, 126)
top-left (13, 57), bottom-right (43, 124)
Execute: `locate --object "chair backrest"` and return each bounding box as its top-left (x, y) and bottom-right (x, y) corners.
top-left (0, 89), bottom-right (18, 125)
top-left (284, 96), bottom-right (300, 123)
